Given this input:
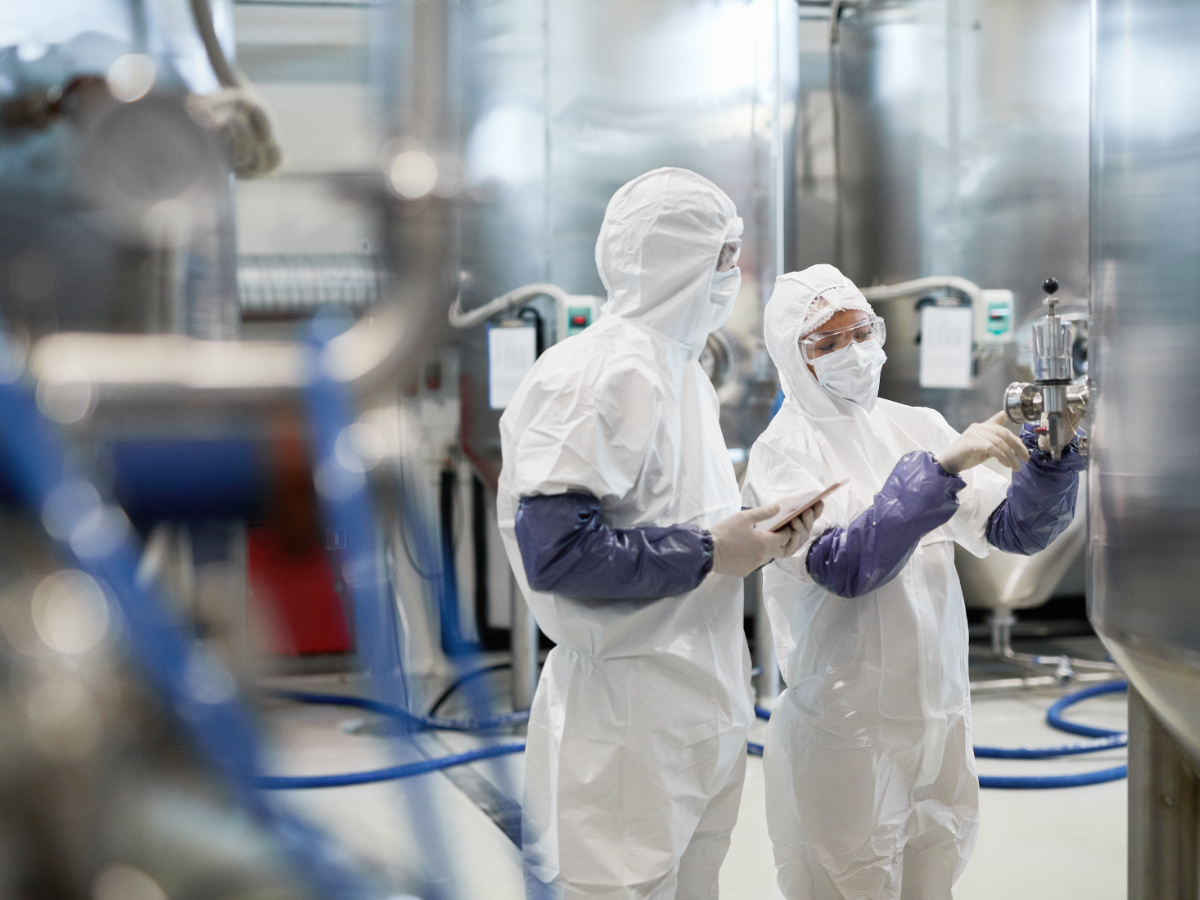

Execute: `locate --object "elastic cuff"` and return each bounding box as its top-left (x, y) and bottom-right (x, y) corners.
top-left (925, 452), bottom-right (967, 493)
top-left (930, 453), bottom-right (955, 480)
top-left (1019, 424), bottom-right (1086, 469)
top-left (698, 529), bottom-right (715, 576)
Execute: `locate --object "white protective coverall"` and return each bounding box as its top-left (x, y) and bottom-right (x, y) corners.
top-left (742, 265), bottom-right (1008, 899)
top-left (497, 168), bottom-right (751, 900)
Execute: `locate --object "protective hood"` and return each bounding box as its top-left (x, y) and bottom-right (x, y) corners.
top-left (596, 167), bottom-right (742, 356)
top-left (764, 263), bottom-right (877, 423)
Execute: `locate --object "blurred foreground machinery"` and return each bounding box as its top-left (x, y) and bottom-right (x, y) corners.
top-left (0, 1), bottom-right (458, 898)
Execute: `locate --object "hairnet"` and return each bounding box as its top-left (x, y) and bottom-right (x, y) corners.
top-left (764, 264), bottom-right (876, 423)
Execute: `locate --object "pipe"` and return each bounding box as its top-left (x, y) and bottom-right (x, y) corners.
top-left (447, 283), bottom-right (572, 330)
top-left (859, 275), bottom-right (983, 307)
top-left (511, 570), bottom-right (539, 713)
top-left (989, 610), bottom-right (1121, 682)
top-left (969, 671), bottom-right (1122, 693)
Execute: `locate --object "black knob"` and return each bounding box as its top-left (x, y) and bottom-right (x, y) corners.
top-left (1043, 277), bottom-right (1059, 295)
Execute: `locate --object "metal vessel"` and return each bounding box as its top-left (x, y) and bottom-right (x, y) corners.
top-left (828, 0), bottom-right (1091, 431)
top-left (455, 0), bottom-right (800, 472)
top-left (1090, 0), bottom-right (1200, 767)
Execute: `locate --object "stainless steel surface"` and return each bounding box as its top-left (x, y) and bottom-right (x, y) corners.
top-left (1004, 381), bottom-right (1044, 423)
top-left (510, 571), bottom-right (539, 713)
top-left (1127, 684), bottom-right (1200, 900)
top-left (1089, 0), bottom-right (1200, 771)
top-left (829, 0), bottom-right (1090, 431)
top-left (986, 609), bottom-right (1118, 682)
top-left (456, 0), bottom-right (800, 472)
top-left (1002, 288), bottom-right (1081, 459)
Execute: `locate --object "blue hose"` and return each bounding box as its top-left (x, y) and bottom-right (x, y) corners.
top-left (753, 682), bottom-right (1129, 788)
top-left (1046, 681), bottom-right (1127, 738)
top-left (977, 680), bottom-right (1128, 789)
top-left (257, 743), bottom-right (526, 790)
top-left (976, 765), bottom-right (1128, 790)
top-left (267, 688), bottom-right (529, 732)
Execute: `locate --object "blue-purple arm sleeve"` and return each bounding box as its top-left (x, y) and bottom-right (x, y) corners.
top-left (514, 492), bottom-right (714, 600)
top-left (806, 451), bottom-right (965, 598)
top-left (986, 425), bottom-right (1086, 555)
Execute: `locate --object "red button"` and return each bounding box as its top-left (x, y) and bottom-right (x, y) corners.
top-left (572, 315), bottom-right (587, 326)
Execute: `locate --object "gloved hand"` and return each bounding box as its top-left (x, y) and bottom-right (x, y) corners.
top-left (935, 410), bottom-right (1031, 475)
top-left (1037, 408), bottom-right (1084, 454)
top-left (710, 503), bottom-right (814, 577)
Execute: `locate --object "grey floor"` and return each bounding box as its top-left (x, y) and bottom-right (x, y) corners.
top-left (261, 637), bottom-right (1126, 899)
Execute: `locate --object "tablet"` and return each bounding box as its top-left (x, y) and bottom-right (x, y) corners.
top-left (754, 480), bottom-right (848, 533)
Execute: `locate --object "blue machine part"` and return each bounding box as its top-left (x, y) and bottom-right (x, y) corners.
top-left (0, 331), bottom-right (386, 899)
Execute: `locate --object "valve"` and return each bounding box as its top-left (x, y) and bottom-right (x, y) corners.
top-left (1003, 278), bottom-right (1086, 460)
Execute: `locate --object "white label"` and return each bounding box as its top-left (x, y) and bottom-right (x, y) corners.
top-left (488, 324), bottom-right (537, 409)
top-left (919, 305), bottom-right (974, 389)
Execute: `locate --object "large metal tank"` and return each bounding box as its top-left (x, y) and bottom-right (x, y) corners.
top-left (456, 0), bottom-right (800, 477)
top-left (830, 0), bottom-right (1091, 431)
top-left (1090, 0), bottom-right (1200, 766)
top-left (809, 0), bottom-right (1092, 612)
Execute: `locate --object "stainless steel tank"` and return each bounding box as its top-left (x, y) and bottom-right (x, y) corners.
top-left (811, 0), bottom-right (1093, 612)
top-left (456, 0), bottom-right (800, 476)
top-left (830, 0), bottom-right (1091, 431)
top-left (1089, 0), bottom-right (1200, 767)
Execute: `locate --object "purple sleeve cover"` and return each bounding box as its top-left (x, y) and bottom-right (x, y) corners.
top-left (806, 451), bottom-right (965, 598)
top-left (514, 492), bottom-right (714, 600)
top-left (986, 425), bottom-right (1086, 555)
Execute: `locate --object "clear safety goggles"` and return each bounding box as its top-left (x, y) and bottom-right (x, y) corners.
top-left (799, 314), bottom-right (887, 362)
top-left (716, 239), bottom-right (742, 273)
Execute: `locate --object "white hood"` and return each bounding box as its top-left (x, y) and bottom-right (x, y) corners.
top-left (765, 263), bottom-right (877, 423)
top-left (596, 167), bottom-right (743, 356)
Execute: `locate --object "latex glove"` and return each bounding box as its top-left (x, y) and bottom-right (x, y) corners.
top-left (710, 503), bottom-right (813, 577)
top-left (935, 410), bottom-right (1031, 475)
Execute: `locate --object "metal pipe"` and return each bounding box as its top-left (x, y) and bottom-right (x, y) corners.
top-left (969, 671), bottom-right (1123, 693)
top-left (859, 275), bottom-right (983, 307)
top-left (447, 283), bottom-right (572, 331)
top-left (510, 570), bottom-right (538, 714)
top-left (988, 610), bottom-right (1121, 684)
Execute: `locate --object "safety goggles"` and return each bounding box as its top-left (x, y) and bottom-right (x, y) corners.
top-left (716, 239), bottom-right (742, 273)
top-left (799, 314), bottom-right (886, 362)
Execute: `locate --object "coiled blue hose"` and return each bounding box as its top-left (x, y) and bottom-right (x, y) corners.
top-left (754, 682), bottom-right (1129, 788)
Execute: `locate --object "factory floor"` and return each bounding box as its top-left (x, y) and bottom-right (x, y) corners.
top-left (261, 634), bottom-right (1126, 899)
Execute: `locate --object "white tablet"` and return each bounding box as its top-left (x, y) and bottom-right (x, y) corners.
top-left (754, 480), bottom-right (848, 533)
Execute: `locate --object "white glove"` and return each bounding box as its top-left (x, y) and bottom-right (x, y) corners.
top-left (935, 410), bottom-right (1031, 475)
top-left (710, 503), bottom-right (818, 577)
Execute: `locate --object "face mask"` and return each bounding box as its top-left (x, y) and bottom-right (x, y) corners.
top-left (812, 338), bottom-right (887, 409)
top-left (707, 267), bottom-right (741, 332)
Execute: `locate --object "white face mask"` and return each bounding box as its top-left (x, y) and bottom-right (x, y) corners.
top-left (707, 267), bottom-right (741, 332)
top-left (811, 338), bottom-right (887, 409)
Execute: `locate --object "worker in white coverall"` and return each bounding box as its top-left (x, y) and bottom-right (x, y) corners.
top-left (742, 265), bottom-right (1085, 899)
top-left (497, 168), bottom-right (818, 900)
